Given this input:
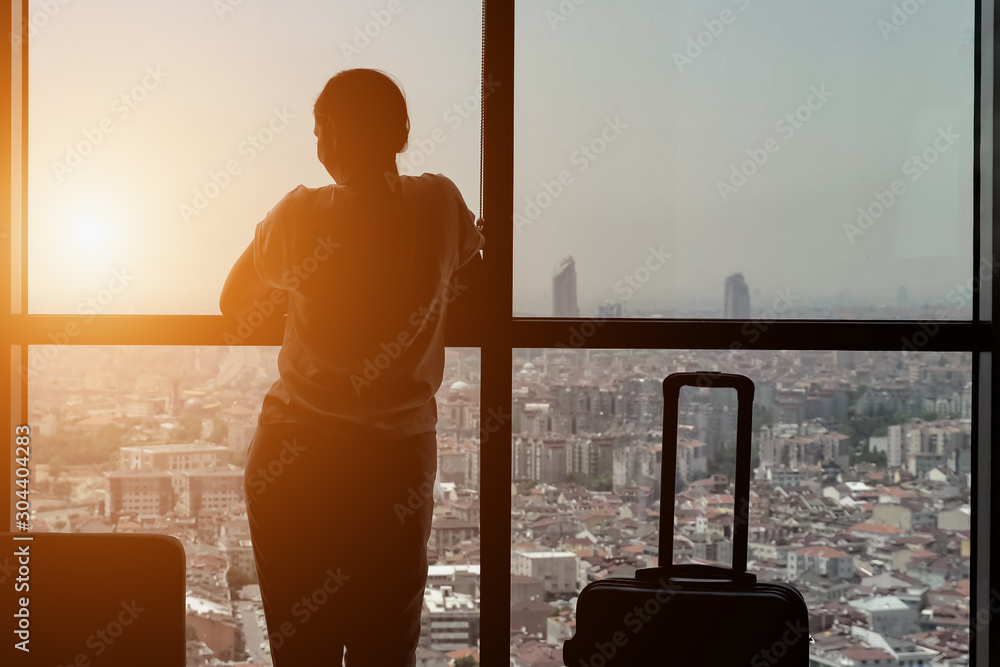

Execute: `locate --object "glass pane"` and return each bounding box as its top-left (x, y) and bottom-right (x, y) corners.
top-left (24, 345), bottom-right (481, 663)
top-left (514, 1), bottom-right (975, 319)
top-left (28, 0), bottom-right (482, 313)
top-left (511, 349), bottom-right (972, 665)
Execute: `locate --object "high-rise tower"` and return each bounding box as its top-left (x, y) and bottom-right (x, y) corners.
top-left (724, 273), bottom-right (750, 318)
top-left (553, 256), bottom-right (579, 317)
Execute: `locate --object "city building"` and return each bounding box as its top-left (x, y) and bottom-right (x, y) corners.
top-left (724, 272), bottom-right (750, 318)
top-left (105, 470), bottom-right (174, 519)
top-left (598, 302), bottom-right (622, 318)
top-left (420, 586), bottom-right (480, 652)
top-left (553, 256), bottom-right (579, 317)
top-left (432, 516), bottom-right (480, 555)
top-left (177, 469), bottom-right (245, 518)
top-left (511, 551), bottom-right (579, 599)
top-left (787, 545), bottom-right (854, 580)
top-left (219, 405), bottom-right (258, 453)
top-left (847, 596), bottom-right (919, 637)
top-left (119, 443), bottom-right (231, 472)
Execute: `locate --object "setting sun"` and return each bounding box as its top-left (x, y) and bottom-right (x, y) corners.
top-left (68, 207), bottom-right (116, 257)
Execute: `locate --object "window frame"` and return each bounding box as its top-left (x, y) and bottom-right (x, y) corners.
top-left (1, 1), bottom-right (994, 664)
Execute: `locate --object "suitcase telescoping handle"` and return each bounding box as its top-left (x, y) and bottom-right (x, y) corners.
top-left (658, 372), bottom-right (755, 577)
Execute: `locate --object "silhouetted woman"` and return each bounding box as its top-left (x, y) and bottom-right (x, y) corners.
top-left (221, 69), bottom-right (484, 667)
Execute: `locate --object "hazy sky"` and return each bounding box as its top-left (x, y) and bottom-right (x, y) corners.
top-left (28, 0), bottom-right (483, 314)
top-left (512, 0), bottom-right (976, 316)
top-left (27, 1), bottom-right (976, 317)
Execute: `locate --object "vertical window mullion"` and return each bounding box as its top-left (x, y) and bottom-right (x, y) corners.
top-left (481, 0), bottom-right (515, 662)
top-left (1, 0), bottom-right (18, 532)
top-left (988, 0), bottom-right (1000, 662)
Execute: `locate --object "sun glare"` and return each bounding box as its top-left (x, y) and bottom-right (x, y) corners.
top-left (69, 210), bottom-right (114, 255)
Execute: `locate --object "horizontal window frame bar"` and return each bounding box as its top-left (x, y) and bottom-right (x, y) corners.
top-left (510, 318), bottom-right (992, 351)
top-left (3, 314), bottom-right (991, 351)
top-left (3, 314), bottom-right (481, 347)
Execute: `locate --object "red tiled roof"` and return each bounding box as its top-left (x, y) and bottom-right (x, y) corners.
top-left (931, 579), bottom-right (971, 597)
top-left (796, 545), bottom-right (850, 558)
top-left (447, 648), bottom-right (480, 662)
top-left (513, 641), bottom-right (562, 667)
top-left (876, 486), bottom-right (918, 498)
top-left (851, 522), bottom-right (903, 535)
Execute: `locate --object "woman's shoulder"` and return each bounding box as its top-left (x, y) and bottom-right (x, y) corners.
top-left (269, 183), bottom-right (340, 215)
top-left (422, 172), bottom-right (459, 189)
top-left (282, 183), bottom-right (340, 202)
top-left (404, 173), bottom-right (465, 201)
top-left (272, 177), bottom-right (461, 216)
top-left (283, 176), bottom-right (455, 197)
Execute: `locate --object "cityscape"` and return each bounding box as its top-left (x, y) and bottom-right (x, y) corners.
top-left (23, 336), bottom-right (972, 666)
top-left (509, 346), bottom-right (971, 667)
top-left (545, 255), bottom-right (973, 322)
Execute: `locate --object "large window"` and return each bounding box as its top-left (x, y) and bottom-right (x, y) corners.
top-left (3, 1), bottom-right (995, 666)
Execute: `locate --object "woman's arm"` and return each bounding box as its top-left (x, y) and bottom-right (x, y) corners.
top-left (220, 241), bottom-right (288, 318)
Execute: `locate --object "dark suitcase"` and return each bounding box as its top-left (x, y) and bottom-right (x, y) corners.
top-left (564, 372), bottom-right (810, 666)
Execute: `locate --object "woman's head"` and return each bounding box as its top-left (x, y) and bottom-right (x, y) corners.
top-left (313, 69), bottom-right (409, 182)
